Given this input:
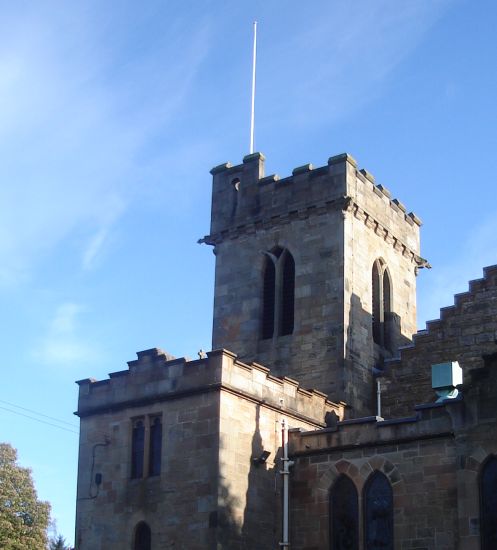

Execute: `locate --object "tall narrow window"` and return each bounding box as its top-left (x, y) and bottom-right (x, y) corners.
top-left (262, 256), bottom-right (276, 339)
top-left (131, 420), bottom-right (145, 479)
top-left (280, 251), bottom-right (295, 335)
top-left (330, 475), bottom-right (359, 550)
top-left (372, 262), bottom-right (382, 345)
top-left (382, 270), bottom-right (392, 352)
top-left (261, 247), bottom-right (295, 339)
top-left (134, 521), bottom-right (151, 550)
top-left (371, 259), bottom-right (393, 352)
top-left (480, 456), bottom-right (497, 549)
top-left (364, 471), bottom-right (393, 550)
top-left (149, 417), bottom-right (162, 477)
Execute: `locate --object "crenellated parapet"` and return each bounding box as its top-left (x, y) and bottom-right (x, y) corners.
top-left (76, 347), bottom-right (343, 424)
top-left (202, 152), bottom-right (427, 268)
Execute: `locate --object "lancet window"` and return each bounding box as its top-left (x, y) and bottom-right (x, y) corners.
top-left (262, 247), bottom-right (295, 339)
top-left (372, 259), bottom-right (393, 351)
top-left (480, 456), bottom-right (497, 549)
top-left (364, 471), bottom-right (393, 550)
top-left (329, 475), bottom-right (359, 550)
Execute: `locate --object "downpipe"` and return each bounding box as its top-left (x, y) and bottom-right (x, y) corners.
top-left (279, 418), bottom-right (294, 549)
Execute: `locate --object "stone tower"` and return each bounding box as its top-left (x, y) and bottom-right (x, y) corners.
top-left (202, 152), bottom-right (427, 415)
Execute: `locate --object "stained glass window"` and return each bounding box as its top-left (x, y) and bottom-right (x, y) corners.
top-left (481, 456), bottom-right (497, 549)
top-left (364, 471), bottom-right (393, 550)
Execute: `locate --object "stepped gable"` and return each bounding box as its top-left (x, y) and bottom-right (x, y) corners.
top-left (382, 264), bottom-right (497, 418)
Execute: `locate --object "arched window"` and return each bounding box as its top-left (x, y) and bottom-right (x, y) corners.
top-left (330, 475), bottom-right (359, 550)
top-left (371, 260), bottom-right (393, 352)
top-left (149, 416), bottom-right (162, 477)
top-left (480, 456), bottom-right (497, 549)
top-left (261, 247), bottom-right (295, 339)
top-left (280, 251), bottom-right (295, 335)
top-left (134, 521), bottom-right (151, 550)
top-left (372, 262), bottom-right (381, 345)
top-left (131, 420), bottom-right (145, 479)
top-left (262, 255), bottom-right (276, 339)
top-left (364, 471), bottom-right (393, 550)
top-left (382, 270), bottom-right (392, 352)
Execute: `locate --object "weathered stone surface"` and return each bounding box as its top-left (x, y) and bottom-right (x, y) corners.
top-left (75, 152), bottom-right (497, 550)
top-left (75, 349), bottom-right (343, 549)
top-left (206, 153), bottom-right (422, 415)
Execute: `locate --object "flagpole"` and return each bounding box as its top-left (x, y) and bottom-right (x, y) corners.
top-left (250, 21), bottom-right (257, 154)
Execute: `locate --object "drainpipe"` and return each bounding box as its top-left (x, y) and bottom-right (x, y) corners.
top-left (377, 379), bottom-right (382, 419)
top-left (279, 418), bottom-right (294, 549)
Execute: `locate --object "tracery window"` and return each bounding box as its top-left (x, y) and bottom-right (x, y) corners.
top-left (364, 471), bottom-right (393, 550)
top-left (372, 259), bottom-right (393, 351)
top-left (262, 247), bottom-right (295, 339)
top-left (134, 521), bottom-right (151, 550)
top-left (480, 456), bottom-right (497, 549)
top-left (329, 475), bottom-right (359, 550)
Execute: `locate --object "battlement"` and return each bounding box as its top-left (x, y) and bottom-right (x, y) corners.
top-left (381, 263), bottom-right (497, 418)
top-left (205, 152), bottom-right (422, 252)
top-left (76, 348), bottom-right (343, 424)
top-left (289, 398), bottom-right (456, 457)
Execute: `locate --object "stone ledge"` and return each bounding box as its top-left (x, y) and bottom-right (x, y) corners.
top-left (292, 163), bottom-right (313, 176)
top-left (210, 162), bottom-right (232, 175)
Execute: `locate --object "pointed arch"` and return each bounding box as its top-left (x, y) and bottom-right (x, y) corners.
top-left (262, 255), bottom-right (276, 339)
top-left (261, 247), bottom-right (295, 339)
top-left (280, 249), bottom-right (295, 336)
top-left (372, 261), bottom-right (382, 345)
top-left (382, 268), bottom-right (393, 352)
top-left (134, 521), bottom-right (151, 550)
top-left (480, 455), bottom-right (497, 549)
top-left (372, 259), bottom-right (394, 351)
top-left (329, 475), bottom-right (359, 550)
top-left (364, 471), bottom-right (393, 550)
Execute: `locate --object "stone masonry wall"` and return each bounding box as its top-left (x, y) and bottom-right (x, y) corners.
top-left (76, 349), bottom-right (223, 550)
top-left (289, 407), bottom-right (458, 550)
top-left (343, 163), bottom-right (422, 415)
top-left (382, 264), bottom-right (497, 418)
top-left (75, 348), bottom-right (343, 549)
top-left (288, 348), bottom-right (497, 550)
top-left (207, 153), bottom-right (348, 400)
top-left (205, 152), bottom-right (424, 415)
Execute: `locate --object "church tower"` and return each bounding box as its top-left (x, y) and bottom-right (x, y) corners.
top-left (203, 152), bottom-right (427, 415)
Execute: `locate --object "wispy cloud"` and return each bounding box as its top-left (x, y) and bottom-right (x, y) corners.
top-left (0, 4), bottom-right (211, 287)
top-left (260, 0), bottom-right (454, 127)
top-left (33, 302), bottom-right (97, 366)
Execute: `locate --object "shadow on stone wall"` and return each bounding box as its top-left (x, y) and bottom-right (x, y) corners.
top-left (216, 404), bottom-right (281, 549)
top-left (346, 293), bottom-right (412, 417)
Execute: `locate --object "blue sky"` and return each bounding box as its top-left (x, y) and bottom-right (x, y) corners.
top-left (1, 0), bottom-right (496, 544)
